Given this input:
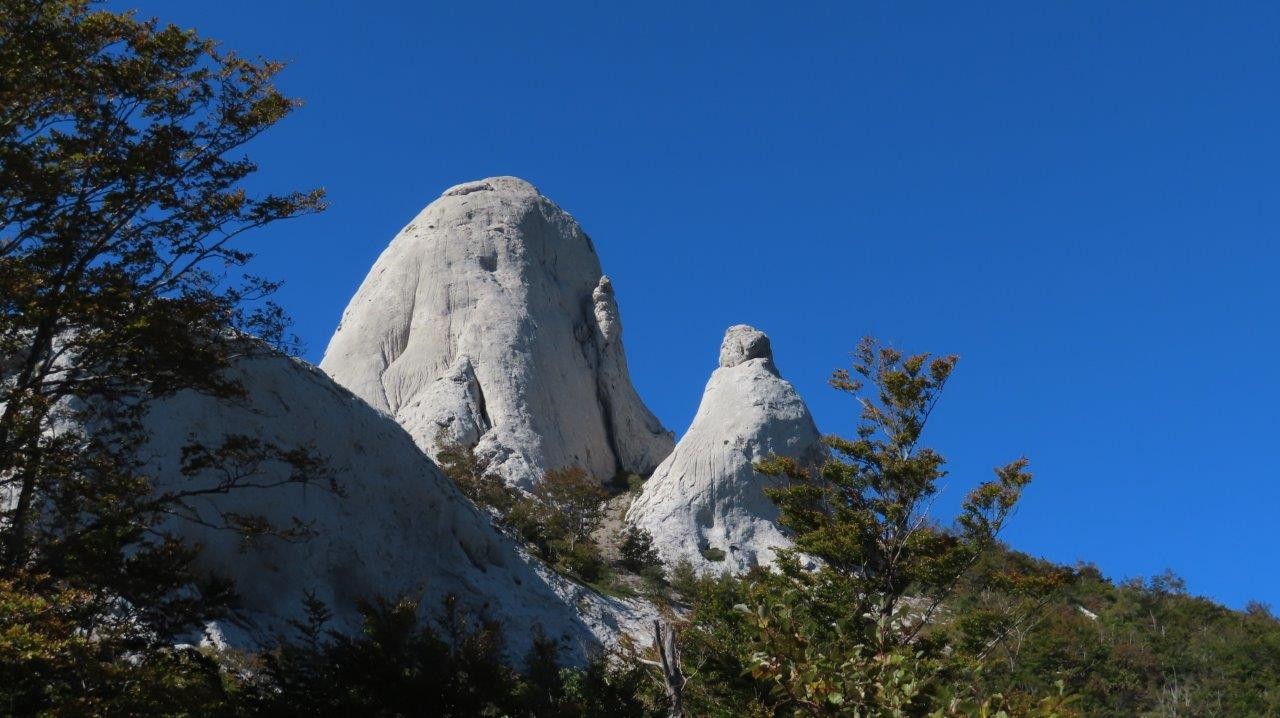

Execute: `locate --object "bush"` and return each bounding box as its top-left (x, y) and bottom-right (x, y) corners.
top-left (246, 593), bottom-right (649, 716)
top-left (639, 564), bottom-right (667, 591)
top-left (440, 455), bottom-right (616, 587)
top-left (700, 547), bottom-right (727, 562)
top-left (561, 542), bottom-right (607, 582)
top-left (618, 526), bottom-right (661, 572)
top-left (670, 560), bottom-right (699, 599)
top-left (505, 495), bottom-right (555, 558)
top-left (534, 467), bottom-right (608, 550)
top-left (0, 577), bottom-right (234, 715)
top-left (435, 439), bottom-right (515, 514)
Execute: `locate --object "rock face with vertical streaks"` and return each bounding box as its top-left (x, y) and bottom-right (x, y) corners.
top-left (626, 325), bottom-right (824, 574)
top-left (319, 177), bottom-right (673, 488)
top-left (141, 347), bottom-right (651, 661)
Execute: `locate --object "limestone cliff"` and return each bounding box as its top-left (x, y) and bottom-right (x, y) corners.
top-left (320, 177), bottom-right (673, 488)
top-left (142, 348), bottom-right (650, 659)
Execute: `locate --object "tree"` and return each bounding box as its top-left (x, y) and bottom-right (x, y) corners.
top-left (0, 0), bottom-right (324, 560)
top-left (246, 593), bottom-right (652, 717)
top-left (759, 337), bottom-right (1032, 648)
top-left (435, 437), bottom-right (516, 515)
top-left (676, 337), bottom-right (1049, 715)
top-left (534, 466), bottom-right (608, 553)
top-left (619, 525), bottom-right (661, 572)
top-left (0, 1), bottom-right (326, 707)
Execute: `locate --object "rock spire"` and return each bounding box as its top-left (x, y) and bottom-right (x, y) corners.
top-left (320, 177), bottom-right (673, 487)
top-left (626, 325), bottom-right (824, 573)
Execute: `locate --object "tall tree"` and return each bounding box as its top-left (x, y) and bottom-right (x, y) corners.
top-left (759, 338), bottom-right (1032, 649)
top-left (674, 338), bottom-right (1059, 716)
top-left (0, 0), bottom-right (325, 656)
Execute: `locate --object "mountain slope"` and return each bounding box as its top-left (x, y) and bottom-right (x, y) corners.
top-left (140, 348), bottom-right (649, 660)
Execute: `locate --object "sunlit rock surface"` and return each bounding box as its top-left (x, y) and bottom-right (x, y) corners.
top-left (320, 177), bottom-right (673, 488)
top-left (142, 349), bottom-right (650, 660)
top-left (626, 325), bottom-right (824, 574)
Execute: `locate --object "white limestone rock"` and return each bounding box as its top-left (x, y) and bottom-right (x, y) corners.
top-left (320, 177), bottom-right (673, 488)
top-left (141, 348), bottom-right (650, 661)
top-left (626, 325), bottom-right (825, 574)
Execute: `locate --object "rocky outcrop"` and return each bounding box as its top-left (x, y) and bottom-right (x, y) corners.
top-left (141, 348), bottom-right (651, 660)
top-left (626, 325), bottom-right (824, 574)
top-left (320, 177), bottom-right (672, 488)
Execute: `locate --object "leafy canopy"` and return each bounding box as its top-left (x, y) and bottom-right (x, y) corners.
top-left (672, 337), bottom-right (1045, 716)
top-left (0, 1), bottom-right (327, 711)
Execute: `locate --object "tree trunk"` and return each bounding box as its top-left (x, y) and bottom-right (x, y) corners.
top-left (0, 319), bottom-right (57, 569)
top-left (2, 445), bottom-right (42, 569)
top-left (653, 620), bottom-right (686, 718)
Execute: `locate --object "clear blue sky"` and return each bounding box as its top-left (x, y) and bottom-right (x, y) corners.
top-left (111, 1), bottom-right (1280, 609)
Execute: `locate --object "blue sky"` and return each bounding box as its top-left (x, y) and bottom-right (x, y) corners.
top-left (111, 1), bottom-right (1280, 609)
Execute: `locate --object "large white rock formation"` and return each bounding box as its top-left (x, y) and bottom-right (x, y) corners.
top-left (141, 348), bottom-right (649, 660)
top-left (320, 177), bottom-right (673, 488)
top-left (626, 325), bottom-right (824, 574)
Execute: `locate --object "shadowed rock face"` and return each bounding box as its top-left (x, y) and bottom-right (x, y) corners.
top-left (626, 325), bottom-right (825, 574)
top-left (320, 177), bottom-right (672, 488)
top-left (143, 349), bottom-right (650, 661)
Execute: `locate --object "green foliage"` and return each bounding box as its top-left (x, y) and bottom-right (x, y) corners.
top-left (638, 564), bottom-right (667, 591)
top-left (670, 337), bottom-right (1048, 716)
top-left (0, 0), bottom-right (328, 567)
top-left (619, 525), bottom-right (661, 572)
top-left (563, 541), bottom-right (607, 582)
top-left (757, 338), bottom-right (1031, 625)
top-left (669, 559), bottom-right (699, 599)
top-left (672, 566), bottom-right (1079, 717)
top-left (245, 593), bottom-right (652, 717)
top-left (699, 546), bottom-right (727, 563)
top-left (535, 466), bottom-right (609, 553)
top-left (947, 548), bottom-right (1280, 716)
top-left (0, 2), bottom-right (330, 710)
top-left (0, 575), bottom-right (239, 715)
top-left (435, 438), bottom-right (517, 515)
top-left (625, 473), bottom-right (647, 494)
top-left (436, 442), bottom-right (614, 584)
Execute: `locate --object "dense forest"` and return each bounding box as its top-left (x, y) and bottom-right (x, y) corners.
top-left (2, 2), bottom-right (1278, 716)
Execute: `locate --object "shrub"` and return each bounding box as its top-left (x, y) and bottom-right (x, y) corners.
top-left (247, 593), bottom-right (649, 716)
top-left (561, 542), bottom-right (606, 582)
top-left (439, 454), bottom-right (616, 585)
top-left (639, 564), bottom-right (667, 591)
top-left (435, 439), bottom-right (515, 514)
top-left (670, 560), bottom-right (699, 599)
top-left (0, 576), bottom-right (234, 715)
top-left (625, 473), bottom-right (647, 494)
top-left (618, 526), bottom-right (661, 572)
top-left (700, 547), bottom-right (727, 562)
top-left (506, 496), bottom-right (554, 559)
top-left (534, 467), bottom-right (608, 552)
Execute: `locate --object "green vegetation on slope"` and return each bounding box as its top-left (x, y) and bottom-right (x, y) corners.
top-left (3, 3), bottom-right (1279, 716)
